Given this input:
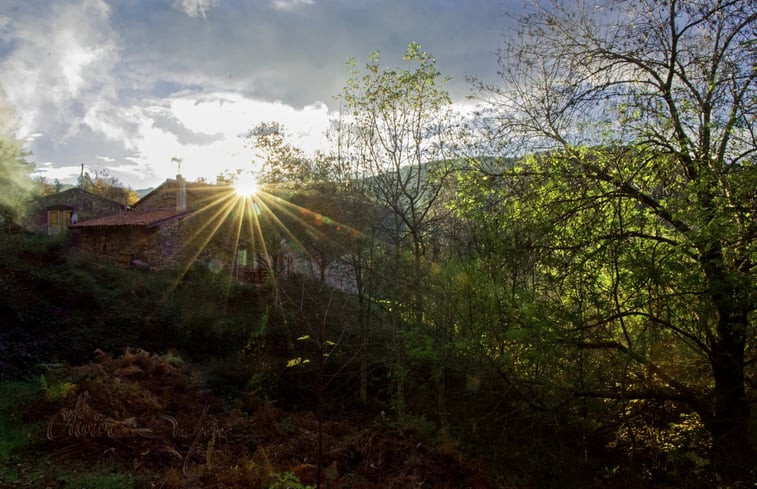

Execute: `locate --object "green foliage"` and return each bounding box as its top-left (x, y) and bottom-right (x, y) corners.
top-left (38, 374), bottom-right (76, 402)
top-left (0, 416), bottom-right (28, 463)
top-left (0, 90), bottom-right (35, 232)
top-left (63, 470), bottom-right (139, 489)
top-left (265, 471), bottom-right (313, 489)
top-left (77, 168), bottom-right (139, 205)
top-left (463, 0), bottom-right (756, 482)
top-left (338, 43), bottom-right (458, 427)
top-left (274, 416), bottom-right (296, 436)
top-left (245, 122), bottom-right (313, 186)
top-left (0, 383), bottom-right (35, 463)
top-left (0, 232), bottom-right (270, 376)
top-left (161, 352), bottom-right (185, 368)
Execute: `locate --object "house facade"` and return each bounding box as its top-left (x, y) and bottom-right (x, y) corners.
top-left (69, 175), bottom-right (241, 271)
top-left (63, 176), bottom-right (361, 291)
top-left (25, 188), bottom-right (126, 235)
top-left (69, 207), bottom-right (190, 269)
top-left (69, 176), bottom-right (200, 270)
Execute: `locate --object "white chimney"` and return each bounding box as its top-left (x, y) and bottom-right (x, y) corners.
top-left (176, 174), bottom-right (187, 211)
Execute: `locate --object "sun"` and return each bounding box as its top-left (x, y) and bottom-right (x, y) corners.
top-left (233, 173), bottom-right (259, 197)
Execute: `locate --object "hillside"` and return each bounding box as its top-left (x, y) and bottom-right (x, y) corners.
top-left (0, 233), bottom-right (500, 489)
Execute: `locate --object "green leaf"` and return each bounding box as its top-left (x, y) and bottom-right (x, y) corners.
top-left (286, 357), bottom-right (310, 368)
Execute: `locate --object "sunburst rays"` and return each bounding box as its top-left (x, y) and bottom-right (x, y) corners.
top-left (156, 181), bottom-right (366, 305)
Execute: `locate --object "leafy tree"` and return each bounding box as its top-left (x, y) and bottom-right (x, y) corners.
top-left (0, 139), bottom-right (34, 233)
top-left (33, 176), bottom-right (64, 196)
top-left (340, 42), bottom-right (457, 428)
top-left (78, 168), bottom-right (139, 205)
top-left (477, 0), bottom-right (756, 481)
top-left (0, 91), bottom-right (34, 233)
top-left (245, 122), bottom-right (314, 186)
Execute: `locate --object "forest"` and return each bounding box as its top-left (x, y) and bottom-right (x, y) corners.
top-left (0, 1), bottom-right (755, 488)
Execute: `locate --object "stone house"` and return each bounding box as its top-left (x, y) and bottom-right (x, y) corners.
top-left (69, 207), bottom-right (192, 269)
top-left (25, 188), bottom-right (126, 235)
top-left (69, 175), bottom-right (235, 270)
top-left (66, 176), bottom-right (361, 290)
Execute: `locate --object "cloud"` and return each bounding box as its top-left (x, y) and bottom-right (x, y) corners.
top-left (174, 0), bottom-right (220, 18)
top-left (31, 162), bottom-right (83, 183)
top-left (121, 92), bottom-right (332, 186)
top-left (31, 87), bottom-right (333, 188)
top-left (1, 0), bottom-right (514, 190)
top-left (82, 103), bottom-right (142, 151)
top-left (272, 0), bottom-right (314, 11)
top-left (0, 0), bottom-right (118, 140)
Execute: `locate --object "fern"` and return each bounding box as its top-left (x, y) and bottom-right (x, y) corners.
top-left (265, 471), bottom-right (314, 489)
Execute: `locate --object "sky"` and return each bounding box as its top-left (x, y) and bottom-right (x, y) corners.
top-left (0, 0), bottom-right (516, 189)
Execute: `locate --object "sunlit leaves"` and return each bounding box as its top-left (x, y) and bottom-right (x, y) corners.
top-left (286, 357), bottom-right (310, 368)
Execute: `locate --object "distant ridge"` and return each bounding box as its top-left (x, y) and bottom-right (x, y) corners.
top-left (135, 187), bottom-right (154, 198)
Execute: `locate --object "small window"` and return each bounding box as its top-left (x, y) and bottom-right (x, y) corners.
top-left (237, 249), bottom-right (248, 266)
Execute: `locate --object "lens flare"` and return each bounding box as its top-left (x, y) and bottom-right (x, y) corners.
top-left (234, 173), bottom-right (259, 197)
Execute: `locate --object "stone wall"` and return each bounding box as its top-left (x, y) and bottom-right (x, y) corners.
top-left (135, 181), bottom-right (179, 209)
top-left (150, 220), bottom-right (186, 270)
top-left (73, 220), bottom-right (193, 271)
top-left (73, 227), bottom-right (156, 268)
top-left (26, 189), bottom-right (124, 234)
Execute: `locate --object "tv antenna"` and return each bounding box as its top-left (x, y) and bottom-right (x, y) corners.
top-left (171, 157), bottom-right (183, 175)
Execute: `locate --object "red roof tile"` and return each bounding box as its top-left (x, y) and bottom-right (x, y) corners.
top-left (69, 208), bottom-right (190, 228)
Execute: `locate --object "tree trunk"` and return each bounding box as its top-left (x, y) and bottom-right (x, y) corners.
top-left (704, 253), bottom-right (753, 484)
top-left (360, 355), bottom-right (368, 404)
top-left (709, 308), bottom-right (752, 483)
top-left (357, 291), bottom-right (368, 404)
top-left (435, 364), bottom-right (449, 439)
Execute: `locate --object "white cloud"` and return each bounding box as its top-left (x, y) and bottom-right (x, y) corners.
top-left (119, 92), bottom-right (333, 186)
top-left (272, 0), bottom-right (314, 11)
top-left (175, 0), bottom-right (220, 17)
top-left (1, 0), bottom-right (509, 190)
top-left (168, 92), bottom-right (330, 145)
top-left (83, 0), bottom-right (110, 17)
top-left (82, 102), bottom-right (142, 151)
top-left (31, 163), bottom-right (82, 183)
top-left (0, 0), bottom-right (118, 140)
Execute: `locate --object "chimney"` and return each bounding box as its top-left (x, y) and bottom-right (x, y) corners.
top-left (176, 174), bottom-right (187, 211)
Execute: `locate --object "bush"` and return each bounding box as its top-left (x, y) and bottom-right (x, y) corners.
top-left (265, 471), bottom-right (313, 489)
top-left (64, 470), bottom-right (142, 489)
top-left (0, 380), bottom-right (40, 462)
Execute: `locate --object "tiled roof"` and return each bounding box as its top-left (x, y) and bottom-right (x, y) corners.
top-left (134, 178), bottom-right (233, 210)
top-left (69, 208), bottom-right (190, 228)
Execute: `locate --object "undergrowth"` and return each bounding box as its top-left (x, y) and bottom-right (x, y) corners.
top-left (62, 469), bottom-right (146, 489)
top-left (0, 380), bottom-right (39, 463)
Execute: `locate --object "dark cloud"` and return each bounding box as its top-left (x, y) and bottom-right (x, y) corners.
top-left (110, 0), bottom-right (511, 106)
